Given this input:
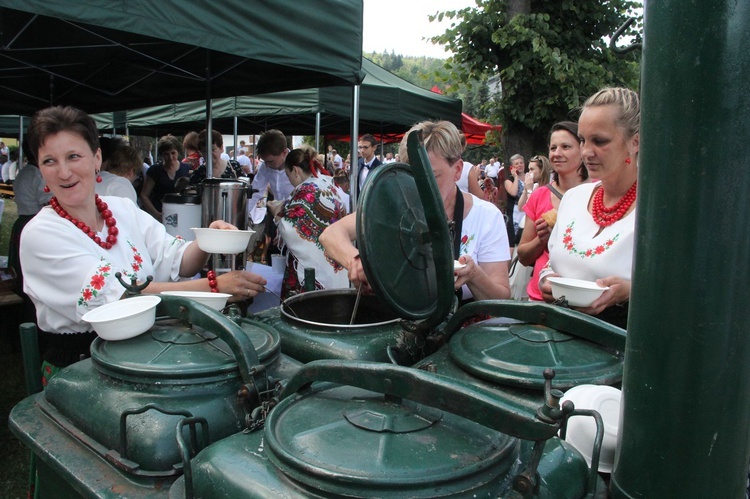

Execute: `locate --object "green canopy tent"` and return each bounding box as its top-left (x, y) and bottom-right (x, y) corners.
top-left (0, 116), bottom-right (28, 139)
top-left (92, 58), bottom-right (463, 137)
top-left (0, 0), bottom-right (364, 174)
top-left (0, 1), bottom-right (364, 115)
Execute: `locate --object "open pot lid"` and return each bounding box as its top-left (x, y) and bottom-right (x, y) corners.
top-left (90, 317), bottom-right (279, 383)
top-left (356, 132), bottom-right (454, 328)
top-left (264, 384), bottom-right (518, 496)
top-left (449, 318), bottom-right (624, 390)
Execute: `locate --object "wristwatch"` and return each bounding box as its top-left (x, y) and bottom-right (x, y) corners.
top-left (526, 189), bottom-right (533, 194)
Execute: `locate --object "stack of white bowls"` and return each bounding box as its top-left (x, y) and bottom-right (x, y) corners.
top-left (560, 384), bottom-right (622, 473)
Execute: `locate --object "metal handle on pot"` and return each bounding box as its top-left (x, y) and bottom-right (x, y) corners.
top-left (279, 359), bottom-right (573, 442)
top-left (443, 300), bottom-right (627, 351)
top-left (560, 408), bottom-right (605, 495)
top-left (156, 295), bottom-right (267, 393)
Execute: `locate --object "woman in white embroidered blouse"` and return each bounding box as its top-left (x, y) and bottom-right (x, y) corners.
top-left (539, 87), bottom-right (640, 329)
top-left (21, 106), bottom-right (267, 379)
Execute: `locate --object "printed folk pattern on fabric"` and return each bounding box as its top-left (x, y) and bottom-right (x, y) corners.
top-left (78, 259), bottom-right (112, 307)
top-left (286, 183), bottom-right (347, 270)
top-left (562, 221), bottom-right (621, 259)
top-left (459, 233), bottom-right (475, 257)
top-left (77, 240), bottom-right (146, 307)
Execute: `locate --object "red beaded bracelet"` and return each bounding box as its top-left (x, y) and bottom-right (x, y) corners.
top-left (207, 270), bottom-right (219, 293)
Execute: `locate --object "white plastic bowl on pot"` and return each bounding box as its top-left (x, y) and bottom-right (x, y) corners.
top-left (561, 384), bottom-right (622, 473)
top-left (547, 277), bottom-right (608, 307)
top-left (82, 295), bottom-right (162, 341)
top-left (191, 227), bottom-right (255, 254)
top-left (161, 291), bottom-right (231, 310)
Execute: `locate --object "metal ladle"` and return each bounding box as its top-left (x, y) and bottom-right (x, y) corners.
top-left (349, 284), bottom-right (363, 325)
top-left (264, 286), bottom-right (299, 318)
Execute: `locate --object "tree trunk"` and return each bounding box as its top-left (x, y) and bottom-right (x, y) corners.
top-left (506, 0), bottom-right (531, 18)
top-left (501, 124), bottom-right (536, 167)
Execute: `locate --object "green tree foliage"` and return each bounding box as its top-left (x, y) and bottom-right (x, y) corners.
top-left (431, 0), bottom-right (642, 156)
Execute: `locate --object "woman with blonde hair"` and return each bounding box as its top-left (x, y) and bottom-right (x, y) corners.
top-left (321, 120), bottom-right (510, 302)
top-left (539, 88), bottom-right (640, 328)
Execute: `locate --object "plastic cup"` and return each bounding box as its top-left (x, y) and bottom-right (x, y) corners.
top-left (271, 254), bottom-right (285, 274)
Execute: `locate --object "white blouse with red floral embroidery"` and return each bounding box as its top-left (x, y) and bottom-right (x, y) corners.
top-left (542, 182), bottom-right (635, 286)
top-left (21, 196), bottom-right (190, 334)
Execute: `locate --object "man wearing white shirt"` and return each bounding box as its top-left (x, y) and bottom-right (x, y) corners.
top-left (331, 149), bottom-right (343, 171)
top-left (249, 129), bottom-right (293, 208)
top-left (485, 156), bottom-right (500, 181)
top-left (236, 150), bottom-right (253, 175)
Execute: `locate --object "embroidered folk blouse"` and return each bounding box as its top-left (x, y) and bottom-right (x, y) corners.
top-left (543, 182), bottom-right (635, 285)
top-left (21, 196), bottom-right (190, 334)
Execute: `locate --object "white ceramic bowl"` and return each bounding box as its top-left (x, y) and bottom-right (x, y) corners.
top-left (547, 277), bottom-right (608, 307)
top-left (561, 384), bottom-right (622, 473)
top-left (82, 295), bottom-right (162, 341)
top-left (161, 291), bottom-right (231, 310)
top-left (454, 260), bottom-right (466, 282)
top-left (191, 228), bottom-right (255, 254)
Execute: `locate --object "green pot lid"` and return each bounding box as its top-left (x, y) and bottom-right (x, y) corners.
top-left (90, 317), bottom-right (279, 383)
top-left (356, 134), bottom-right (453, 327)
top-left (264, 384), bottom-right (519, 496)
top-left (449, 318), bottom-right (624, 390)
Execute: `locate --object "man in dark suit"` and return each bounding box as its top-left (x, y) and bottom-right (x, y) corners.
top-left (356, 133), bottom-right (381, 196)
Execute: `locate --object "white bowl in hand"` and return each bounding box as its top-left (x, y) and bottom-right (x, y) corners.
top-left (453, 260), bottom-right (466, 282)
top-left (82, 295), bottom-right (161, 341)
top-left (161, 291), bottom-right (231, 310)
top-left (547, 277), bottom-right (608, 307)
top-left (191, 227), bottom-right (255, 254)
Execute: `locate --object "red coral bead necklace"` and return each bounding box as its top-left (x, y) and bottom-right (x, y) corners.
top-left (50, 194), bottom-right (119, 249)
top-left (591, 181), bottom-right (637, 228)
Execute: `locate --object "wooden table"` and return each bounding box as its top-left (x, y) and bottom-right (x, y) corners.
top-left (0, 290), bottom-right (23, 307)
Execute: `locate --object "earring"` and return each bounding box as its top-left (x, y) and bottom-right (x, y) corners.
top-left (625, 157), bottom-right (632, 165)
top-left (43, 185), bottom-right (50, 193)
top-left (95, 169), bottom-right (103, 183)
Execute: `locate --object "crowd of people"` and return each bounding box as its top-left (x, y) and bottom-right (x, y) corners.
top-left (3, 85), bottom-right (637, 388)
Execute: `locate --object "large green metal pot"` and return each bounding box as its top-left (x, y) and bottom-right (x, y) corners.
top-left (251, 288), bottom-right (428, 363)
top-left (9, 295), bottom-right (301, 498)
top-left (252, 137), bottom-right (456, 365)
top-left (170, 360), bottom-right (603, 498)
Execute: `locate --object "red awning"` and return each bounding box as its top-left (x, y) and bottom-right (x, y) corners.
top-left (327, 89), bottom-right (503, 145)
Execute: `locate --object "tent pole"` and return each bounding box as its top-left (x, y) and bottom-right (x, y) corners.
top-left (18, 116), bottom-right (24, 166)
top-left (205, 50), bottom-right (213, 179)
top-left (233, 114), bottom-right (239, 160)
top-left (315, 112), bottom-right (321, 153)
top-left (350, 84), bottom-right (361, 211)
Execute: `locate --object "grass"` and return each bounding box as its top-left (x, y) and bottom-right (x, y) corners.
top-left (0, 196), bottom-right (17, 257)
top-left (0, 197), bottom-right (29, 499)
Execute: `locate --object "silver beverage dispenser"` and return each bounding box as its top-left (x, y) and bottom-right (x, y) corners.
top-left (200, 179), bottom-right (249, 273)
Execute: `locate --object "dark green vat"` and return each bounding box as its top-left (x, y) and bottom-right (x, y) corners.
top-left (9, 295), bottom-right (300, 497)
top-left (170, 360), bottom-right (600, 499)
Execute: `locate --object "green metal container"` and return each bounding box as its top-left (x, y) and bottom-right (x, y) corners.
top-left (166, 133), bottom-right (613, 498)
top-left (9, 295), bottom-right (301, 498)
top-left (252, 289), bottom-right (408, 363)
top-left (252, 155), bottom-right (455, 365)
top-left (170, 360), bottom-right (601, 499)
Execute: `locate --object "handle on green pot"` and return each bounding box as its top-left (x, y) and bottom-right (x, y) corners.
top-left (444, 300), bottom-right (627, 351)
